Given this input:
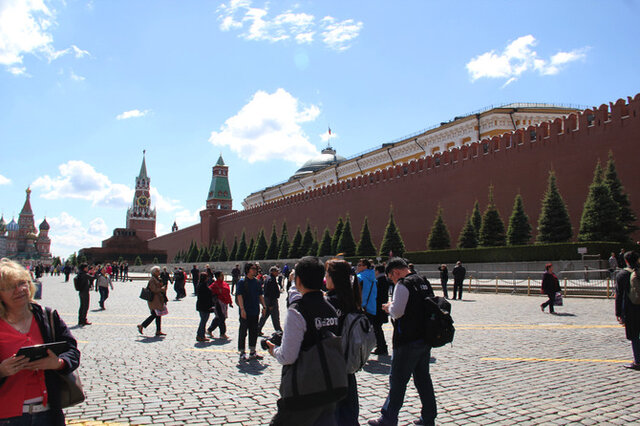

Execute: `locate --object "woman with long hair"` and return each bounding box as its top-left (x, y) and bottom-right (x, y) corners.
top-left (325, 259), bottom-right (362, 426)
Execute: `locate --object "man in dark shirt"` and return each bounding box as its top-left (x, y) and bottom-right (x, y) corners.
top-left (258, 266), bottom-right (283, 336)
top-left (231, 264), bottom-right (241, 295)
top-left (76, 263), bottom-right (94, 326)
top-left (237, 262), bottom-right (267, 361)
top-left (452, 261), bottom-right (467, 300)
top-left (191, 264), bottom-right (200, 295)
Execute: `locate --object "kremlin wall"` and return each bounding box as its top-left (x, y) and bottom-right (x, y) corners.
top-left (106, 93), bottom-right (640, 263)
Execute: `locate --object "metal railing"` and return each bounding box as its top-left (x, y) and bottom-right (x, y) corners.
top-left (418, 268), bottom-right (618, 299)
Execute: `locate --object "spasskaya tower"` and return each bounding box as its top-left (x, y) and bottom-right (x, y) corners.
top-left (126, 151), bottom-right (157, 240)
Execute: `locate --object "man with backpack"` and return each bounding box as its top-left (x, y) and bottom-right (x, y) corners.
top-left (368, 257), bottom-right (437, 426)
top-left (267, 256), bottom-right (346, 425)
top-left (75, 263), bottom-right (94, 326)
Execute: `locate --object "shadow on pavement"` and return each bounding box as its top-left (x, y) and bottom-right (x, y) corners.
top-left (194, 339), bottom-right (231, 348)
top-left (236, 360), bottom-right (269, 375)
top-left (137, 336), bottom-right (166, 343)
top-left (362, 357), bottom-right (391, 375)
top-left (552, 312), bottom-right (577, 317)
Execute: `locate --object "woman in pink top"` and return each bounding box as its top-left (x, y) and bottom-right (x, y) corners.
top-left (207, 271), bottom-right (233, 339)
top-left (0, 258), bottom-right (81, 425)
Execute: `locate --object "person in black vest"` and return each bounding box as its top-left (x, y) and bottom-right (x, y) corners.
top-left (75, 263), bottom-right (94, 326)
top-left (616, 251), bottom-right (640, 370)
top-left (374, 264), bottom-right (390, 355)
top-left (368, 258), bottom-right (437, 426)
top-left (191, 264), bottom-right (200, 295)
top-left (258, 266), bottom-right (282, 336)
top-left (437, 264), bottom-right (449, 299)
top-left (540, 263), bottom-right (560, 314)
top-left (267, 256), bottom-right (341, 425)
top-left (196, 272), bottom-right (214, 342)
top-left (173, 268), bottom-right (186, 300)
top-left (452, 261), bottom-right (466, 300)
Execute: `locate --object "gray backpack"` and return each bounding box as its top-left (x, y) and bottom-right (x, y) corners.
top-left (625, 268), bottom-right (640, 305)
top-left (341, 312), bottom-right (376, 374)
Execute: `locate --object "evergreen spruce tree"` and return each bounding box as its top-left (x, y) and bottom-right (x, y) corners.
top-left (254, 229), bottom-right (268, 260)
top-left (479, 186), bottom-right (506, 247)
top-left (152, 257), bottom-right (159, 265)
top-left (506, 194), bottom-right (532, 246)
top-left (218, 240), bottom-right (229, 262)
top-left (186, 241), bottom-right (198, 262)
top-left (245, 238), bottom-right (255, 260)
top-left (337, 215), bottom-right (357, 256)
top-left (427, 206), bottom-right (451, 250)
top-left (134, 256), bottom-right (142, 266)
top-left (578, 161), bottom-right (624, 242)
top-left (605, 151), bottom-right (638, 242)
top-left (310, 239), bottom-right (319, 257)
top-left (356, 217), bottom-right (377, 257)
top-left (209, 244), bottom-right (219, 262)
top-left (278, 222), bottom-right (290, 259)
top-left (317, 227), bottom-right (333, 256)
top-left (471, 200), bottom-right (482, 239)
top-left (536, 171), bottom-right (573, 243)
top-left (331, 217), bottom-right (344, 255)
top-left (458, 215), bottom-right (478, 248)
top-left (288, 226), bottom-right (303, 258)
top-left (237, 231), bottom-right (248, 261)
top-left (379, 206), bottom-right (405, 257)
top-left (266, 223), bottom-right (279, 259)
top-left (197, 246), bottom-right (208, 262)
top-left (229, 237), bottom-right (238, 261)
top-left (300, 223), bottom-right (314, 257)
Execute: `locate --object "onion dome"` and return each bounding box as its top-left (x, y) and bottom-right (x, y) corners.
top-left (7, 218), bottom-right (19, 232)
top-left (39, 218), bottom-right (50, 231)
top-left (0, 216), bottom-right (6, 235)
top-left (293, 146), bottom-right (346, 178)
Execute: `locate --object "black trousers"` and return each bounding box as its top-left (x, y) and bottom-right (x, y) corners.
top-left (541, 293), bottom-right (555, 313)
top-left (238, 314), bottom-right (259, 352)
top-left (441, 279), bottom-right (449, 299)
top-left (208, 302), bottom-right (227, 336)
top-left (453, 279), bottom-right (464, 300)
top-left (141, 309), bottom-right (162, 332)
top-left (367, 313), bottom-right (388, 351)
top-left (78, 290), bottom-right (89, 324)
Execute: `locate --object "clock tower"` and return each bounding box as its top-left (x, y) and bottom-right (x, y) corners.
top-left (126, 151), bottom-right (157, 241)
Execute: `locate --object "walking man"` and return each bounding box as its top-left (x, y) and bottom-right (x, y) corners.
top-left (368, 257), bottom-right (437, 426)
top-left (231, 264), bottom-right (241, 295)
top-left (452, 261), bottom-right (466, 300)
top-left (237, 262), bottom-right (267, 361)
top-left (191, 264), bottom-right (200, 295)
top-left (258, 266), bottom-right (283, 336)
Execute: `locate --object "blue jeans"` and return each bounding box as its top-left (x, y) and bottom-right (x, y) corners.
top-left (380, 340), bottom-right (436, 425)
top-left (197, 311), bottom-right (210, 339)
top-left (0, 409), bottom-right (65, 425)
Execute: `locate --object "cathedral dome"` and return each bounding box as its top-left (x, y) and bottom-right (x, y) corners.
top-left (0, 216), bottom-right (6, 234)
top-left (7, 219), bottom-right (18, 232)
top-left (39, 218), bottom-right (50, 231)
top-left (292, 146), bottom-right (346, 178)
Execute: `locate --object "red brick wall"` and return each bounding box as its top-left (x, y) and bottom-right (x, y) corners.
top-left (152, 94), bottom-right (640, 259)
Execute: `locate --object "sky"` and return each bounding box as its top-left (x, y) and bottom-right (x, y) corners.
top-left (1, 0), bottom-right (639, 258)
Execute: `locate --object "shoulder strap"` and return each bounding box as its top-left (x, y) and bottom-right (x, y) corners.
top-left (364, 278), bottom-right (375, 307)
top-left (46, 307), bottom-right (56, 341)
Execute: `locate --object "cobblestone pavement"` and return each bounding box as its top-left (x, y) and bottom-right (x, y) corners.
top-left (35, 274), bottom-right (637, 425)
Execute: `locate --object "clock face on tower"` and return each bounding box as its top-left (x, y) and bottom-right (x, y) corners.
top-left (137, 195), bottom-right (149, 207)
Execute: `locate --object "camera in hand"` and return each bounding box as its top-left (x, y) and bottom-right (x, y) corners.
top-left (260, 331), bottom-right (283, 350)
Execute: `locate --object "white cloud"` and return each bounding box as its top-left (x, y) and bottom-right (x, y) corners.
top-left (31, 160), bottom-right (133, 208)
top-left (47, 212), bottom-right (111, 257)
top-left (320, 17), bottom-right (363, 51)
top-left (217, 1), bottom-right (362, 50)
top-left (0, 174), bottom-right (11, 185)
top-left (70, 70), bottom-right (85, 81)
top-left (0, 1), bottom-right (89, 73)
top-left (319, 129), bottom-right (337, 143)
top-left (209, 88), bottom-right (321, 164)
top-left (116, 109), bottom-right (150, 120)
top-left (466, 35), bottom-right (587, 84)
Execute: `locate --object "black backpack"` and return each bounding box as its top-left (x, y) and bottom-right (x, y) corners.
top-left (412, 277), bottom-right (455, 348)
top-left (73, 274), bottom-right (82, 291)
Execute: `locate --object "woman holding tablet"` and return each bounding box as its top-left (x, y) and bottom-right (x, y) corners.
top-left (0, 258), bottom-right (81, 425)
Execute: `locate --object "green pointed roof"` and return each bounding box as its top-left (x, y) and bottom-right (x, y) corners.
top-left (216, 154), bottom-right (226, 167)
top-left (208, 159), bottom-right (232, 201)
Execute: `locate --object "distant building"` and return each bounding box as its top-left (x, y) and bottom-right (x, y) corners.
top-left (0, 188), bottom-right (51, 263)
top-left (79, 152), bottom-right (166, 264)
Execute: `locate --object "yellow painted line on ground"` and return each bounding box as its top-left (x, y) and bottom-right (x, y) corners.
top-left (481, 357), bottom-right (630, 364)
top-left (186, 347), bottom-right (239, 354)
top-left (77, 322), bottom-right (195, 328)
top-left (61, 312), bottom-right (199, 320)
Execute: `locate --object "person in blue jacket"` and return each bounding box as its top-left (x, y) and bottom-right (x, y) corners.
top-left (357, 258), bottom-right (387, 355)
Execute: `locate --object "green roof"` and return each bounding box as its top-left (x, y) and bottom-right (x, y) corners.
top-left (216, 154), bottom-right (226, 166)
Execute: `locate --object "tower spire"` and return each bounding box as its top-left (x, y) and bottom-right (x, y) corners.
top-left (138, 150), bottom-right (148, 180)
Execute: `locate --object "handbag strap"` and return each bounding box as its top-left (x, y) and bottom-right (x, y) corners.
top-left (46, 307), bottom-right (56, 341)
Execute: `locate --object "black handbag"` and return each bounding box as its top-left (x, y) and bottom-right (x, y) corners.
top-left (139, 286), bottom-right (153, 301)
top-left (47, 309), bottom-right (85, 408)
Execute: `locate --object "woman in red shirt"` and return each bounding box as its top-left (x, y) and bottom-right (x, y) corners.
top-left (0, 258), bottom-right (81, 425)
top-left (207, 271), bottom-right (233, 339)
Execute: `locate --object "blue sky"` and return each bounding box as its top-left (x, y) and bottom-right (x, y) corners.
top-left (1, 0), bottom-right (639, 258)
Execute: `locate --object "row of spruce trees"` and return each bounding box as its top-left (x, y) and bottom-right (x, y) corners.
top-left (174, 152), bottom-right (636, 263)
